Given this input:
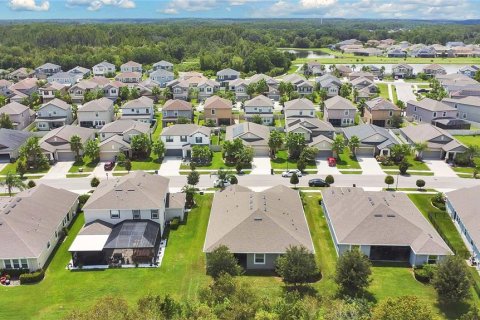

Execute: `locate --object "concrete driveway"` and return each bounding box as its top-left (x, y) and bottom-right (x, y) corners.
top-left (250, 157), bottom-right (272, 175)
top-left (357, 157), bottom-right (385, 175)
top-left (425, 160), bottom-right (458, 177)
top-left (316, 158), bottom-right (340, 175)
top-left (42, 161), bottom-right (74, 179)
top-left (395, 81), bottom-right (417, 104)
top-left (158, 157), bottom-right (182, 176)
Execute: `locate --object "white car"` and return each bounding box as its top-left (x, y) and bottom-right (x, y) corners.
top-left (213, 179), bottom-right (231, 188)
top-left (281, 169), bottom-right (302, 178)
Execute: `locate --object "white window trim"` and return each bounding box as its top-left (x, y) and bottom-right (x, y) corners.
top-left (254, 253), bottom-right (266, 265)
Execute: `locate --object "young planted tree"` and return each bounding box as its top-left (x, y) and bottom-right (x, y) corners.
top-left (187, 170), bottom-right (200, 186)
top-left (290, 172), bottom-right (299, 188)
top-left (432, 256), bottom-right (471, 303)
top-left (152, 140), bottom-right (165, 162)
top-left (268, 130), bottom-right (284, 159)
top-left (0, 113), bottom-right (13, 129)
top-left (0, 173), bottom-right (26, 196)
top-left (398, 159), bottom-right (410, 175)
top-left (285, 133), bottom-right (306, 160)
top-left (182, 184), bottom-right (196, 208)
top-left (20, 137), bottom-right (49, 170)
top-left (276, 245), bottom-right (318, 286)
top-left (90, 177), bottom-right (100, 188)
top-left (325, 175), bottom-right (334, 185)
top-left (27, 180), bottom-right (36, 188)
top-left (251, 114), bottom-right (263, 124)
top-left (206, 245), bottom-right (242, 279)
top-left (131, 134), bottom-right (152, 159)
top-left (335, 249), bottom-right (372, 295)
top-left (16, 159), bottom-right (27, 178)
top-left (124, 159), bottom-right (132, 172)
top-left (348, 135), bottom-right (360, 156)
top-left (416, 179), bottom-right (426, 190)
top-left (84, 139), bottom-right (100, 162)
top-left (384, 175), bottom-right (394, 189)
top-left (413, 142), bottom-right (428, 160)
top-left (69, 135), bottom-right (83, 162)
top-left (332, 135), bottom-right (345, 159)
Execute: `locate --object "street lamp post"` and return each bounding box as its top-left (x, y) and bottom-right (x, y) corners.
top-left (395, 172), bottom-right (399, 190)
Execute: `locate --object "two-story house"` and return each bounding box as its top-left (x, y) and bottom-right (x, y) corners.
top-left (169, 80), bottom-right (189, 101)
top-left (153, 60), bottom-right (174, 72)
top-left (228, 78), bottom-right (249, 101)
top-left (7, 67), bottom-right (34, 82)
top-left (442, 96), bottom-right (480, 123)
top-left (284, 98), bottom-right (316, 119)
top-left (458, 65), bottom-right (480, 79)
top-left (102, 81), bottom-right (124, 101)
top-left (115, 72), bottom-right (142, 84)
top-left (216, 68), bottom-right (240, 87)
top-left (40, 125), bottom-right (95, 161)
top-left (98, 119), bottom-right (151, 161)
top-left (204, 95), bottom-right (233, 126)
top-left (120, 61), bottom-right (142, 73)
top-left (0, 101), bottom-right (34, 130)
top-left (285, 117), bottom-right (335, 157)
top-left (160, 124), bottom-right (211, 158)
top-left (149, 69), bottom-right (174, 88)
top-left (120, 96), bottom-right (154, 123)
top-left (364, 97), bottom-right (402, 128)
top-left (93, 61), bottom-right (116, 77)
top-left (392, 64), bottom-right (414, 79)
top-left (39, 82), bottom-right (67, 103)
top-left (304, 61), bottom-right (323, 77)
top-left (315, 74), bottom-right (342, 97)
top-left (9, 77), bottom-right (38, 97)
top-left (77, 97), bottom-right (115, 128)
top-left (0, 79), bottom-right (13, 97)
top-left (244, 95), bottom-right (274, 125)
top-left (282, 74), bottom-right (313, 96)
top-left (68, 80), bottom-right (100, 103)
top-left (406, 98), bottom-right (458, 123)
top-left (35, 63), bottom-right (62, 79)
top-left (422, 64), bottom-right (447, 77)
top-left (68, 66), bottom-right (91, 79)
top-left (324, 95), bottom-right (357, 127)
top-left (198, 79), bottom-right (220, 101)
top-left (35, 98), bottom-right (73, 131)
top-left (161, 99), bottom-right (193, 127)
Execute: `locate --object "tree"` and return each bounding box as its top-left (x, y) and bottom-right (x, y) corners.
top-left (27, 180), bottom-right (36, 188)
top-left (229, 175), bottom-right (238, 184)
top-left (0, 113), bottom-right (13, 129)
top-left (390, 114), bottom-right (403, 128)
top-left (335, 249), bottom-right (372, 295)
top-left (296, 159), bottom-right (306, 172)
top-left (290, 172), bottom-right (299, 188)
top-left (151, 140), bottom-right (165, 162)
top-left (413, 142), bottom-right (428, 160)
top-left (124, 159), bottom-right (132, 172)
top-left (348, 135), bottom-right (360, 156)
top-left (90, 177), bottom-right (100, 188)
top-left (475, 70), bottom-right (480, 83)
top-left (432, 256), bottom-right (471, 303)
top-left (299, 146), bottom-right (318, 165)
top-left (16, 159), bottom-right (27, 178)
top-left (384, 175), bottom-right (394, 189)
top-left (182, 184), bottom-right (196, 208)
top-left (191, 145), bottom-right (212, 164)
top-left (268, 130), bottom-right (284, 158)
top-left (19, 137), bottom-right (49, 170)
top-left (131, 134), bottom-right (151, 159)
top-left (0, 173), bottom-right (26, 196)
top-left (83, 139), bottom-right (100, 162)
top-left (416, 179), bottom-right (425, 190)
top-left (285, 133), bottom-right (306, 160)
top-left (390, 144), bottom-right (411, 163)
top-left (251, 114), bottom-right (263, 124)
top-left (339, 83), bottom-right (352, 98)
top-left (332, 135), bottom-right (345, 159)
top-left (0, 95), bottom-right (6, 108)
top-left (187, 170), bottom-right (200, 186)
top-left (372, 296), bottom-right (435, 320)
top-left (69, 135), bottom-right (83, 162)
top-left (276, 245), bottom-right (318, 286)
top-left (465, 144), bottom-right (480, 162)
top-left (325, 174), bottom-right (334, 185)
top-left (398, 159), bottom-right (410, 175)
top-left (206, 245), bottom-right (242, 279)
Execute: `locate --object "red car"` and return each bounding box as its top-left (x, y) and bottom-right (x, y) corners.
top-left (327, 157), bottom-right (336, 167)
top-left (104, 161), bottom-right (115, 171)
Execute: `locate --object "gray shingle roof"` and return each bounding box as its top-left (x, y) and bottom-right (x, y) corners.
top-left (343, 124), bottom-right (398, 148)
top-left (225, 122), bottom-right (270, 147)
top-left (365, 97), bottom-right (400, 111)
top-left (0, 128), bottom-right (32, 152)
top-left (407, 98), bottom-right (456, 112)
top-left (0, 101), bottom-right (30, 115)
top-left (160, 124), bottom-right (210, 137)
top-left (41, 98), bottom-right (71, 111)
top-left (99, 119), bottom-right (150, 135)
top-left (79, 97), bottom-right (113, 112)
top-left (216, 68), bottom-right (240, 76)
top-left (244, 94), bottom-right (274, 107)
top-left (324, 95), bottom-right (357, 110)
top-left (284, 98), bottom-right (315, 111)
top-left (162, 99), bottom-right (192, 111)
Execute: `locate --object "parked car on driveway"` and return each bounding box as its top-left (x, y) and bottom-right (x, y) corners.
top-left (327, 157), bottom-right (337, 167)
top-left (104, 161), bottom-right (115, 171)
top-left (308, 179), bottom-right (329, 187)
top-left (282, 169), bottom-right (302, 178)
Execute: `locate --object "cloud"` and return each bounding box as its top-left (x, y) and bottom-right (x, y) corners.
top-left (159, 0), bottom-right (219, 13)
top-left (299, 0), bottom-right (336, 9)
top-left (66, 0), bottom-right (136, 11)
top-left (8, 0), bottom-right (49, 11)
top-left (159, 7), bottom-right (178, 14)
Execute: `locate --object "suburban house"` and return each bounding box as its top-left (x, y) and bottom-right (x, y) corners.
top-left (392, 64), bottom-right (414, 78)
top-left (351, 77), bottom-right (378, 101)
top-left (286, 117), bottom-right (335, 157)
top-left (160, 124), bottom-right (210, 158)
top-left (315, 74), bottom-right (342, 97)
top-left (247, 74), bottom-right (280, 101)
top-left (40, 125), bottom-right (95, 161)
top-left (0, 79), bottom-right (12, 97)
top-left (39, 82), bottom-right (67, 103)
top-left (153, 60), bottom-right (173, 72)
top-left (423, 64), bottom-right (447, 77)
top-left (198, 79), bottom-right (220, 101)
top-left (68, 171), bottom-right (185, 267)
top-left (446, 186), bottom-right (480, 268)
top-left (442, 96), bottom-right (480, 123)
top-left (120, 96), bottom-right (154, 123)
top-left (364, 97), bottom-right (402, 128)
top-left (169, 80), bottom-right (190, 101)
top-left (102, 81), bottom-right (124, 101)
top-left (68, 80), bottom-right (100, 103)
top-left (412, 46), bottom-right (436, 58)
top-left (225, 122), bottom-right (270, 156)
top-left (336, 65), bottom-right (353, 76)
top-left (400, 123), bottom-right (467, 160)
top-left (343, 124), bottom-right (399, 157)
top-left (161, 99), bottom-right (193, 126)
top-left (282, 74), bottom-right (313, 96)
top-left (77, 97), bottom-right (115, 128)
top-left (324, 95), bottom-right (357, 127)
top-left (115, 72), bottom-right (142, 84)
top-left (348, 71), bottom-right (375, 82)
top-left (0, 129), bottom-right (32, 162)
top-left (7, 67), bottom-right (34, 81)
top-left (35, 98), bottom-right (73, 131)
top-left (0, 101), bottom-right (35, 130)
top-left (204, 95), bottom-right (233, 126)
top-left (98, 120), bottom-right (151, 161)
top-left (321, 187), bottom-right (452, 266)
top-left (149, 69), bottom-right (174, 88)
top-left (368, 65), bottom-right (382, 77)
top-left (68, 66), bottom-right (91, 79)
top-left (120, 61), bottom-right (142, 73)
top-left (204, 185), bottom-right (314, 270)
top-left (244, 95), bottom-right (274, 125)
top-left (216, 68), bottom-right (240, 87)
top-left (228, 78), bottom-right (249, 101)
top-left (284, 98), bottom-right (315, 119)
top-left (93, 61), bottom-right (116, 76)
top-left (9, 78), bottom-right (38, 97)
top-left (47, 72), bottom-right (78, 86)
top-left (305, 61), bottom-right (323, 76)
top-left (458, 65), bottom-right (480, 78)
top-left (406, 98), bottom-right (458, 123)
top-left (0, 185), bottom-right (79, 272)
top-left (335, 39), bottom-right (362, 48)
top-left (35, 63), bottom-right (62, 78)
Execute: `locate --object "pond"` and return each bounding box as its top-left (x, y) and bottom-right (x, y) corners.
top-left (281, 49), bottom-right (334, 59)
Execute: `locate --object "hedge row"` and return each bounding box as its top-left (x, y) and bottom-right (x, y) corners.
top-left (19, 269), bottom-right (45, 284)
top-left (0, 268), bottom-right (30, 278)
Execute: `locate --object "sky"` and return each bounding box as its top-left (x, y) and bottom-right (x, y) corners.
top-left (0, 0), bottom-right (479, 20)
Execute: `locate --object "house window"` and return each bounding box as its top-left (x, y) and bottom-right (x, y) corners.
top-left (310, 111), bottom-right (314, 116)
top-left (180, 136), bottom-right (187, 142)
top-left (55, 231), bottom-right (58, 238)
top-left (433, 112), bottom-right (437, 117)
top-left (21, 259), bottom-right (28, 269)
top-left (387, 119), bottom-right (391, 125)
top-left (195, 137), bottom-right (203, 144)
top-left (133, 210), bottom-right (141, 219)
top-left (254, 253), bottom-right (265, 265)
top-left (146, 109), bottom-right (150, 114)
top-left (166, 136), bottom-right (173, 142)
top-left (414, 106), bottom-right (417, 111)
top-left (442, 112), bottom-right (446, 117)
top-left (95, 113), bottom-right (99, 117)
top-left (110, 210), bottom-right (120, 219)
top-left (463, 113), bottom-right (467, 119)
top-left (4, 260), bottom-right (12, 269)
top-left (47, 241), bottom-right (51, 249)
top-left (428, 255), bottom-right (438, 264)
top-left (151, 209), bottom-right (159, 219)
top-left (344, 110), bottom-right (349, 116)
top-left (13, 259), bottom-right (20, 269)
top-left (389, 111), bottom-right (393, 117)
top-left (211, 109), bottom-right (215, 115)
top-left (299, 111), bottom-right (303, 116)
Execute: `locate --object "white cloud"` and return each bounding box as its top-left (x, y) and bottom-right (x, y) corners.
top-left (66, 0), bottom-right (136, 11)
top-left (299, 0), bottom-right (336, 9)
top-left (9, 0), bottom-right (49, 11)
top-left (160, 0), bottom-right (219, 13)
top-left (159, 7), bottom-right (178, 14)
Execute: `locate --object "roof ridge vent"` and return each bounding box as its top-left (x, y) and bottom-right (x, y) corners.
top-left (374, 214), bottom-right (382, 217)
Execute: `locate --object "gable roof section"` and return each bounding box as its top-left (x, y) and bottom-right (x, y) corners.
top-left (407, 98), bottom-right (456, 112)
top-left (284, 98), bottom-right (315, 111)
top-left (161, 124), bottom-right (210, 137)
top-left (79, 97), bottom-right (113, 112)
top-left (122, 96), bottom-right (154, 109)
top-left (400, 123), bottom-right (457, 146)
top-left (40, 125), bottom-right (95, 151)
top-left (162, 99), bottom-right (192, 111)
top-left (99, 119), bottom-right (150, 135)
top-left (244, 94), bottom-right (274, 107)
top-left (40, 98), bottom-right (71, 111)
top-left (225, 122), bottom-right (269, 146)
top-left (324, 95), bottom-right (357, 110)
top-left (204, 95), bottom-right (232, 110)
top-left (0, 101), bottom-right (30, 115)
top-left (0, 128), bottom-right (32, 152)
top-left (343, 124), bottom-right (398, 147)
top-left (365, 97), bottom-right (400, 111)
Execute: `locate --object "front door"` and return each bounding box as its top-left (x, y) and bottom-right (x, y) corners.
top-left (133, 210), bottom-right (141, 219)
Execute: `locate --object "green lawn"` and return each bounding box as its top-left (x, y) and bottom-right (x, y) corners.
top-left (392, 86), bottom-right (398, 103)
top-left (114, 157), bottom-right (161, 171)
top-left (454, 135), bottom-right (480, 148)
top-left (0, 162), bottom-right (50, 175)
top-left (179, 152), bottom-right (252, 171)
top-left (270, 150), bottom-right (317, 170)
top-left (377, 83), bottom-right (390, 101)
top-left (66, 173), bottom-right (91, 178)
top-left (383, 170), bottom-right (434, 176)
top-left (0, 194), bottom-right (214, 320)
top-left (380, 155), bottom-right (431, 171)
top-left (336, 148), bottom-right (361, 169)
top-left (68, 158), bottom-right (98, 173)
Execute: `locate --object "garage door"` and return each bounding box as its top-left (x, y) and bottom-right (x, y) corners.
top-left (100, 151), bottom-right (118, 162)
top-left (0, 153), bottom-right (11, 163)
top-left (165, 149), bottom-right (183, 157)
top-left (57, 152), bottom-right (75, 161)
top-left (422, 150), bottom-right (442, 159)
top-left (316, 150), bottom-right (333, 158)
top-left (253, 147), bottom-right (269, 157)
top-left (356, 147), bottom-right (374, 157)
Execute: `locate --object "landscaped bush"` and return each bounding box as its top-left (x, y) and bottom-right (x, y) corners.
top-left (431, 193), bottom-right (446, 211)
top-left (78, 194), bottom-right (91, 210)
top-left (376, 155), bottom-right (393, 166)
top-left (414, 264), bottom-right (438, 283)
top-left (1, 269), bottom-right (29, 278)
top-left (170, 217), bottom-right (180, 230)
top-left (19, 269), bottom-right (45, 284)
top-left (454, 153), bottom-right (473, 167)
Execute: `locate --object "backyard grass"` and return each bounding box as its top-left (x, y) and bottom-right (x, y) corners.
top-left (392, 85), bottom-right (398, 103)
top-left (336, 148), bottom-right (361, 170)
top-left (270, 150), bottom-right (317, 170)
top-left (382, 170), bottom-right (435, 176)
top-left (339, 170), bottom-right (363, 174)
top-left (454, 135), bottom-right (480, 148)
top-left (377, 83), bottom-right (390, 101)
top-left (114, 157), bottom-right (161, 171)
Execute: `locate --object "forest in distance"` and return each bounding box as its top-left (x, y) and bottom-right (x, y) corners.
top-left (1, 19), bottom-right (480, 76)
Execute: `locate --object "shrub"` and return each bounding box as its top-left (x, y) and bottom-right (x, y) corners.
top-left (229, 175), bottom-right (238, 185)
top-left (90, 177), bottom-right (100, 188)
top-left (454, 153), bottom-right (472, 167)
top-left (1, 268), bottom-right (29, 278)
top-left (414, 264), bottom-right (437, 283)
top-left (398, 160), bottom-right (410, 175)
top-left (78, 194), bottom-right (91, 210)
top-left (27, 180), bottom-right (36, 188)
top-left (325, 175), bottom-right (334, 185)
top-left (431, 192), bottom-right (445, 210)
top-left (416, 179), bottom-right (426, 189)
top-left (19, 269), bottom-right (45, 284)
top-left (170, 217), bottom-right (180, 230)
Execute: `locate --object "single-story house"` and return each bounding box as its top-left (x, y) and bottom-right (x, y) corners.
top-left (40, 125), bottom-right (96, 162)
top-left (225, 122), bottom-right (270, 156)
top-left (321, 187), bottom-right (452, 266)
top-left (160, 124), bottom-right (211, 158)
top-left (343, 124), bottom-right (399, 157)
top-left (203, 185), bottom-right (314, 270)
top-left (0, 128), bottom-right (32, 162)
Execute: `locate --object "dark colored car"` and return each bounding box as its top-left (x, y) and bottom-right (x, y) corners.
top-left (104, 161), bottom-right (115, 171)
top-left (308, 179), bottom-right (329, 187)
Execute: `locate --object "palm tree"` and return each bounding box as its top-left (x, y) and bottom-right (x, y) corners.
top-left (70, 135), bottom-right (83, 162)
top-left (268, 130), bottom-right (284, 158)
top-left (413, 142), bottom-right (428, 160)
top-left (331, 135), bottom-right (345, 159)
top-left (0, 173), bottom-right (26, 197)
top-left (348, 136), bottom-right (360, 156)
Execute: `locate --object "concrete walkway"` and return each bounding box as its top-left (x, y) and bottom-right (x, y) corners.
top-left (42, 161), bottom-right (74, 179)
top-left (250, 157), bottom-right (272, 175)
top-left (395, 81), bottom-right (417, 103)
top-left (425, 160), bottom-right (458, 177)
top-left (357, 157), bottom-right (385, 175)
top-left (158, 157), bottom-right (182, 176)
top-left (387, 83), bottom-right (394, 102)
